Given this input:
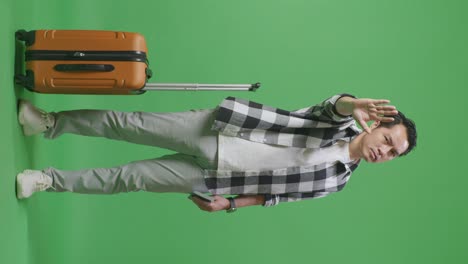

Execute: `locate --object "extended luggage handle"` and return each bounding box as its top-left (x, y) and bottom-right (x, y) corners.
top-left (143, 82), bottom-right (261, 91)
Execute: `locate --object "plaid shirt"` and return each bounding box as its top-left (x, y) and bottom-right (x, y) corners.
top-left (204, 94), bottom-right (362, 207)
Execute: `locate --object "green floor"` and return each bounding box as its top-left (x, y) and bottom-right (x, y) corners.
top-left (1, 1), bottom-right (468, 264)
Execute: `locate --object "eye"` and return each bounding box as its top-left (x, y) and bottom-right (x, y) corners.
top-left (385, 136), bottom-right (389, 143)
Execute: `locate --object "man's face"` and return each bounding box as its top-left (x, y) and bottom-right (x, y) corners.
top-left (359, 123), bottom-right (409, 163)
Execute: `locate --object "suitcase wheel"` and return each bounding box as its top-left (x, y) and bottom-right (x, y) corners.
top-left (15, 30), bottom-right (36, 46)
top-left (14, 71), bottom-right (35, 91)
top-left (14, 74), bottom-right (26, 85)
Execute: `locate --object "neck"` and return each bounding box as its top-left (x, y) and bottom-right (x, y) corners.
top-left (349, 132), bottom-right (365, 160)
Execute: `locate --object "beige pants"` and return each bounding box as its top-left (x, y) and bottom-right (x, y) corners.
top-left (43, 108), bottom-right (218, 194)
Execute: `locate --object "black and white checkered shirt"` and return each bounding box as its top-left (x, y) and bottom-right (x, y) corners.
top-left (205, 94), bottom-right (362, 206)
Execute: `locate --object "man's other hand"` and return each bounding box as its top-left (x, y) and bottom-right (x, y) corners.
top-left (190, 195), bottom-right (230, 212)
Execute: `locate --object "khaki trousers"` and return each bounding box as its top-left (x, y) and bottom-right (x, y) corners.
top-left (43, 108), bottom-right (218, 194)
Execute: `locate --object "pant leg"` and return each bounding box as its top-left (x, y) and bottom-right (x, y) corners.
top-left (44, 109), bottom-right (218, 163)
top-left (45, 153), bottom-right (210, 194)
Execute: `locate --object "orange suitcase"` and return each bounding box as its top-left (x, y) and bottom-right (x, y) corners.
top-left (15, 29), bottom-right (260, 95)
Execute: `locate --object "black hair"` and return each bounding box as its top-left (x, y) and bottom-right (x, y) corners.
top-left (379, 111), bottom-right (417, 156)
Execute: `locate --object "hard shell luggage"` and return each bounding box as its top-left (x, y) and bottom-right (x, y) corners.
top-left (14, 29), bottom-right (260, 95)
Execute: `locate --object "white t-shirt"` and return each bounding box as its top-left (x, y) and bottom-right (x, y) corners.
top-left (218, 134), bottom-right (354, 171)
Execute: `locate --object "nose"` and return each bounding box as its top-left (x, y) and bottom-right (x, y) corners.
top-left (377, 146), bottom-right (392, 158)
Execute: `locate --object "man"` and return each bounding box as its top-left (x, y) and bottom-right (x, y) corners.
top-left (16, 94), bottom-right (417, 213)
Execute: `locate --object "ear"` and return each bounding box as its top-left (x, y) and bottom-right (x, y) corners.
top-left (369, 120), bottom-right (381, 130)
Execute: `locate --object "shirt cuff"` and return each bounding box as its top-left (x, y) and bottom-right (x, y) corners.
top-left (332, 93), bottom-right (356, 118)
top-left (263, 194), bottom-right (280, 207)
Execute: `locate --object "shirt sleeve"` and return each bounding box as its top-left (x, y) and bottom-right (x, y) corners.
top-left (293, 93), bottom-right (356, 124)
top-left (262, 192), bottom-right (330, 207)
top-left (263, 194), bottom-right (280, 207)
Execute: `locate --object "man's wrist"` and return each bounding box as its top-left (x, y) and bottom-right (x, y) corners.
top-left (335, 96), bottom-right (356, 117)
top-left (226, 197), bottom-right (237, 213)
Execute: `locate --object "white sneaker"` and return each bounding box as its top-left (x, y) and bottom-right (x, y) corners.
top-left (18, 100), bottom-right (55, 136)
top-left (16, 170), bottom-right (53, 199)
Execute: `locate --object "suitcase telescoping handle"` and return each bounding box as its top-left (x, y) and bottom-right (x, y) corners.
top-left (143, 82), bottom-right (261, 91)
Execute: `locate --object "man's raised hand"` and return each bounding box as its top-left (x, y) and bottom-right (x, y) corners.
top-left (336, 96), bottom-right (398, 134)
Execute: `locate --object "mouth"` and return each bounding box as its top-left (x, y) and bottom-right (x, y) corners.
top-left (369, 148), bottom-right (377, 162)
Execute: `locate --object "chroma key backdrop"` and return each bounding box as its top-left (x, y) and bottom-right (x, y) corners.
top-left (1, 0), bottom-right (466, 264)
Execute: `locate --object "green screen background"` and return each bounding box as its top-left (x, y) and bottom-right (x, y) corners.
top-left (1, 0), bottom-right (466, 263)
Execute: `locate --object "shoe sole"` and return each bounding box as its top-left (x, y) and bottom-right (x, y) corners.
top-left (16, 172), bottom-right (26, 199)
top-left (18, 100), bottom-right (36, 136)
top-left (18, 100), bottom-right (26, 126)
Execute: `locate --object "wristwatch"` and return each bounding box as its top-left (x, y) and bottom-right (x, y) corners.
top-left (226, 197), bottom-right (237, 213)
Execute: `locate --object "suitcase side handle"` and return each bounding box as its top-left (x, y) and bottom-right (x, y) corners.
top-left (54, 64), bottom-right (115, 72)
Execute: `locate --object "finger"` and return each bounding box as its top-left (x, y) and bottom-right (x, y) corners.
top-left (371, 105), bottom-right (397, 115)
top-left (191, 198), bottom-right (205, 210)
top-left (358, 119), bottom-right (372, 134)
top-left (375, 109), bottom-right (398, 116)
top-left (380, 117), bottom-right (395, 122)
top-left (190, 196), bottom-right (201, 205)
top-left (371, 113), bottom-right (397, 123)
top-left (375, 105), bottom-right (396, 111)
top-left (371, 99), bottom-right (391, 106)
top-left (191, 196), bottom-right (209, 206)
top-left (191, 198), bottom-right (211, 211)
top-left (381, 110), bottom-right (398, 116)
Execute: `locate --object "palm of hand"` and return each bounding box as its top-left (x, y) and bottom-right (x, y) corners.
top-left (352, 98), bottom-right (397, 133)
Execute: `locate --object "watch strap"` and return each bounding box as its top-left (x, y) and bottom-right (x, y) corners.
top-left (226, 197), bottom-right (237, 213)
